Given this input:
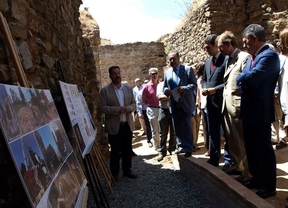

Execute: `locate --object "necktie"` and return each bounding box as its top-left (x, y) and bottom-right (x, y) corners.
top-left (228, 56), bottom-right (232, 65)
top-left (210, 56), bottom-right (216, 72)
top-left (173, 68), bottom-right (178, 89)
top-left (250, 55), bottom-right (256, 69)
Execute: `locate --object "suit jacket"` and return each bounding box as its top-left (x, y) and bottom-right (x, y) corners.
top-left (222, 49), bottom-right (250, 118)
top-left (236, 45), bottom-right (280, 123)
top-left (203, 53), bottom-right (228, 109)
top-left (163, 64), bottom-right (197, 116)
top-left (98, 83), bottom-right (136, 135)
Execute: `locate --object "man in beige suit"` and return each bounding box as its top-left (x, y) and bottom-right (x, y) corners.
top-left (217, 31), bottom-right (251, 182)
top-left (99, 66), bottom-right (137, 181)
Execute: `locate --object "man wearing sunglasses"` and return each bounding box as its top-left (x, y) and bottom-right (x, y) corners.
top-left (141, 68), bottom-right (160, 149)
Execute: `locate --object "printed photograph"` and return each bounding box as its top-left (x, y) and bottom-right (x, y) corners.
top-left (0, 84), bottom-right (21, 141)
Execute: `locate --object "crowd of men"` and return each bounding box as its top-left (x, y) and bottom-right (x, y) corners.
top-left (98, 23), bottom-right (288, 200)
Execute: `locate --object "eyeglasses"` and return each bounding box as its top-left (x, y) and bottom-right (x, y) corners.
top-left (151, 73), bottom-right (158, 76)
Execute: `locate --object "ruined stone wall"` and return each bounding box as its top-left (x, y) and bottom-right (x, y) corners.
top-left (0, 1), bottom-right (102, 141)
top-left (99, 42), bottom-right (166, 88)
top-left (161, 0), bottom-right (288, 66)
top-left (0, 1), bottom-right (103, 206)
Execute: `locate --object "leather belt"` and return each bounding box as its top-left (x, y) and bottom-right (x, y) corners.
top-left (120, 121), bottom-right (128, 125)
top-left (148, 106), bottom-right (160, 108)
top-left (160, 107), bottom-right (169, 110)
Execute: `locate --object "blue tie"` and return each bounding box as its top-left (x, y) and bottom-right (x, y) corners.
top-left (173, 68), bottom-right (178, 89)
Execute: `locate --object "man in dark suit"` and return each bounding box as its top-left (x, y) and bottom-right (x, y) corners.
top-left (163, 51), bottom-right (197, 157)
top-left (236, 24), bottom-right (280, 198)
top-left (202, 34), bottom-right (229, 167)
top-left (99, 66), bottom-right (137, 182)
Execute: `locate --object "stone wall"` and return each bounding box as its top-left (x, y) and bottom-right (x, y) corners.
top-left (0, 1), bottom-right (103, 206)
top-left (161, 0), bottom-right (288, 66)
top-left (99, 42), bottom-right (166, 88)
top-left (0, 2), bottom-right (102, 142)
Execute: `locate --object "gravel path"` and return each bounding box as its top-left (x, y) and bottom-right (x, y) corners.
top-left (87, 132), bottom-right (213, 208)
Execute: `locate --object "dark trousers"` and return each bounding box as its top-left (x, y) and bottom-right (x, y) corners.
top-left (142, 110), bottom-right (152, 142)
top-left (206, 105), bottom-right (224, 165)
top-left (172, 107), bottom-right (193, 154)
top-left (243, 121), bottom-right (276, 191)
top-left (201, 108), bottom-right (209, 150)
top-left (108, 122), bottom-right (132, 176)
top-left (158, 108), bottom-right (176, 154)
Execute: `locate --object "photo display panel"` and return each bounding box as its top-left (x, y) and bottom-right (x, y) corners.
top-left (59, 81), bottom-right (97, 158)
top-left (0, 84), bottom-right (87, 208)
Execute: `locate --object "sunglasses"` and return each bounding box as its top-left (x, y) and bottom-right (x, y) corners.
top-left (151, 73), bottom-right (158, 76)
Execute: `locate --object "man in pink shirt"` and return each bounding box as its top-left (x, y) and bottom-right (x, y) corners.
top-left (142, 68), bottom-right (160, 149)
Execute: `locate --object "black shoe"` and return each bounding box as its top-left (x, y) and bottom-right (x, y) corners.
top-left (226, 170), bottom-right (242, 175)
top-left (256, 189), bottom-right (276, 198)
top-left (222, 163), bottom-right (232, 172)
top-left (276, 141), bottom-right (287, 149)
top-left (123, 172), bottom-right (138, 179)
top-left (235, 175), bottom-right (250, 184)
top-left (243, 178), bottom-right (260, 189)
top-left (157, 154), bottom-right (165, 162)
top-left (207, 159), bottom-right (219, 167)
top-left (131, 150), bottom-right (137, 156)
top-left (175, 149), bottom-right (185, 154)
top-left (184, 152), bottom-right (191, 157)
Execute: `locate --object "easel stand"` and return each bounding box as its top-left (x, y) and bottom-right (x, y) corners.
top-left (83, 153), bottom-right (110, 207)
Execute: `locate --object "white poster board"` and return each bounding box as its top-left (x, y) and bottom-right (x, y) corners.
top-left (0, 84), bottom-right (87, 208)
top-left (59, 81), bottom-right (97, 158)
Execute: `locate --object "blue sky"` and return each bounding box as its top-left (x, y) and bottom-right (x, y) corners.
top-left (80, 0), bottom-right (191, 44)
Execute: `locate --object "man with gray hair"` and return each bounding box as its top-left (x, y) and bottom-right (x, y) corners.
top-left (133, 78), bottom-right (146, 135)
top-left (236, 24), bottom-right (280, 198)
top-left (141, 68), bottom-right (160, 149)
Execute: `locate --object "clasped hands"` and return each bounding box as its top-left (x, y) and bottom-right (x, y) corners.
top-left (202, 88), bottom-right (216, 96)
top-left (120, 106), bottom-right (132, 114)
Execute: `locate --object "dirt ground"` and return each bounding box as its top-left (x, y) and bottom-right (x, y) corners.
top-left (132, 125), bottom-right (288, 208)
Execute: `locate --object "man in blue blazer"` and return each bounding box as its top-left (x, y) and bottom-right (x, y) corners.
top-left (163, 51), bottom-right (197, 157)
top-left (236, 24), bottom-right (280, 198)
top-left (202, 34), bottom-right (229, 167)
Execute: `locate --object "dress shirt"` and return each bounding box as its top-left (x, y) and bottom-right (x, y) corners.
top-left (156, 81), bottom-right (170, 109)
top-left (114, 84), bottom-right (126, 122)
top-left (136, 89), bottom-right (147, 115)
top-left (133, 85), bottom-right (143, 98)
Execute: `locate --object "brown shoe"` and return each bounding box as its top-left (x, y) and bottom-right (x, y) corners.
top-left (148, 142), bottom-right (153, 148)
